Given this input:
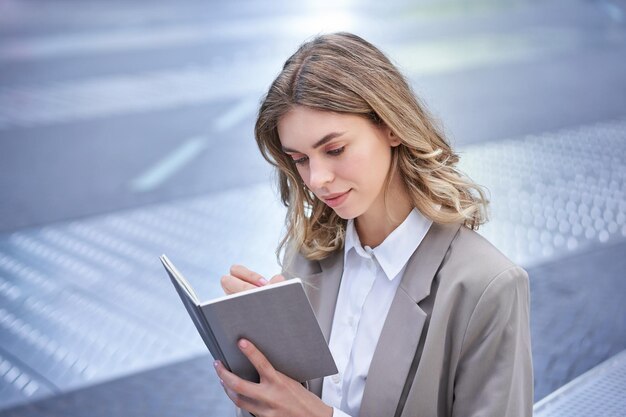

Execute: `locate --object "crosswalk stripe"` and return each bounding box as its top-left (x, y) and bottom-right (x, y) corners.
top-left (129, 136), bottom-right (208, 192)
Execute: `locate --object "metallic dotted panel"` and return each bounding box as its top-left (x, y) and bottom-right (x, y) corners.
top-left (534, 350), bottom-right (626, 417)
top-left (461, 118), bottom-right (626, 267)
top-left (0, 185), bottom-right (287, 410)
top-left (0, 118), bottom-right (624, 410)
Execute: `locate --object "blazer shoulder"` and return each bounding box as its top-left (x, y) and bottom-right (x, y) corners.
top-left (451, 226), bottom-right (517, 272)
top-left (280, 240), bottom-right (324, 279)
top-left (438, 225), bottom-right (527, 299)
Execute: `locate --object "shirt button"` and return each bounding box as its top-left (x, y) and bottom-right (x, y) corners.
top-left (331, 374), bottom-right (341, 384)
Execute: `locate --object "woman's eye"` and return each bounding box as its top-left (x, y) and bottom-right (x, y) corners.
top-left (293, 156), bottom-right (308, 165)
top-left (328, 147), bottom-right (344, 156)
top-left (290, 147), bottom-right (343, 165)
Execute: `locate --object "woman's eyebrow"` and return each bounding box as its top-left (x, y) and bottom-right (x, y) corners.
top-left (282, 131), bottom-right (346, 153)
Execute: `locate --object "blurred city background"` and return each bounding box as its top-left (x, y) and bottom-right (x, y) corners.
top-left (0, 0), bottom-right (625, 415)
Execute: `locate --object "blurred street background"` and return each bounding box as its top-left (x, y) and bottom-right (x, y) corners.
top-left (0, 0), bottom-right (625, 415)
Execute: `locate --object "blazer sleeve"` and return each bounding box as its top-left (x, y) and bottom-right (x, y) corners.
top-left (452, 266), bottom-right (533, 417)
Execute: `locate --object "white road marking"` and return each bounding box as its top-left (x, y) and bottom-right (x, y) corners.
top-left (214, 96), bottom-right (259, 132)
top-left (600, 1), bottom-right (624, 23)
top-left (129, 136), bottom-right (208, 192)
top-left (0, 62), bottom-right (279, 130)
top-left (0, 28), bottom-right (600, 130)
top-left (390, 30), bottom-right (583, 76)
top-left (129, 96), bottom-right (259, 192)
top-left (0, 14), bottom-right (355, 61)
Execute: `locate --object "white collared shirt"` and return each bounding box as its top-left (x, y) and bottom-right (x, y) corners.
top-left (322, 208), bottom-right (433, 417)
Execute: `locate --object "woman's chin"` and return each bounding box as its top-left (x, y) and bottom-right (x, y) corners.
top-left (330, 207), bottom-right (359, 221)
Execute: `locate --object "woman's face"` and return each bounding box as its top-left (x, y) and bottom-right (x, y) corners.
top-left (277, 106), bottom-right (401, 221)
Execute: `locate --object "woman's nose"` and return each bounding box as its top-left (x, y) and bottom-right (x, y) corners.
top-left (308, 158), bottom-right (334, 189)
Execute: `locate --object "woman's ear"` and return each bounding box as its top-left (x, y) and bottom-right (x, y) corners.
top-left (386, 126), bottom-right (401, 147)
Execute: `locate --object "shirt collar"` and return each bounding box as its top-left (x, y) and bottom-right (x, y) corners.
top-left (344, 208), bottom-right (433, 281)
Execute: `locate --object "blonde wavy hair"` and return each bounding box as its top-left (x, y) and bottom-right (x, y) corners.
top-left (255, 32), bottom-right (489, 263)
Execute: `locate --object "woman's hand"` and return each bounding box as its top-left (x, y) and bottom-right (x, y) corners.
top-left (214, 339), bottom-right (333, 417)
top-left (221, 265), bottom-right (285, 295)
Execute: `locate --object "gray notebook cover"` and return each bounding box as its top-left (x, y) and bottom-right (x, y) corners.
top-left (160, 254), bottom-right (337, 383)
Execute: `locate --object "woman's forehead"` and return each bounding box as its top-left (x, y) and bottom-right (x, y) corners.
top-left (277, 107), bottom-right (365, 150)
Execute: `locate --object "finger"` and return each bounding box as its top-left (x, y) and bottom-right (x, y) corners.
top-left (222, 384), bottom-right (262, 416)
top-left (230, 265), bottom-right (268, 286)
top-left (238, 339), bottom-right (276, 382)
top-left (221, 382), bottom-right (252, 412)
top-left (269, 274), bottom-right (286, 284)
top-left (220, 274), bottom-right (257, 295)
top-left (214, 360), bottom-right (259, 399)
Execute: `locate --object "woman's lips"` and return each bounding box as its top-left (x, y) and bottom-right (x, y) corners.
top-left (323, 190), bottom-right (350, 208)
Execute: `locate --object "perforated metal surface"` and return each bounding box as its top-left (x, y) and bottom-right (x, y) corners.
top-left (0, 351), bottom-right (54, 410)
top-left (0, 186), bottom-right (286, 410)
top-left (0, 119), bottom-right (624, 410)
top-left (534, 350), bottom-right (626, 417)
top-left (461, 118), bottom-right (626, 267)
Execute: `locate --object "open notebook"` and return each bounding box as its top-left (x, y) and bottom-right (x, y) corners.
top-left (159, 254), bottom-right (337, 383)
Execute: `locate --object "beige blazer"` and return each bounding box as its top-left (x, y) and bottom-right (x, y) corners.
top-left (238, 222), bottom-right (533, 417)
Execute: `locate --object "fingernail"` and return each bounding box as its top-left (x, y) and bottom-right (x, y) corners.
top-left (213, 361), bottom-right (219, 368)
top-left (259, 278), bottom-right (268, 285)
top-left (239, 339), bottom-right (248, 349)
top-left (220, 379), bottom-right (224, 386)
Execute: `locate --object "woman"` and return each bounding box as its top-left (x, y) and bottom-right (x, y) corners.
top-left (216, 32), bottom-right (533, 417)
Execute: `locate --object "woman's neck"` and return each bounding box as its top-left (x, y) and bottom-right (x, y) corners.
top-left (354, 184), bottom-right (413, 248)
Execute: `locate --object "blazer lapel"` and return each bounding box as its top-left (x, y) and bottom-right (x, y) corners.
top-left (300, 249), bottom-right (344, 398)
top-left (359, 222), bottom-right (461, 417)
